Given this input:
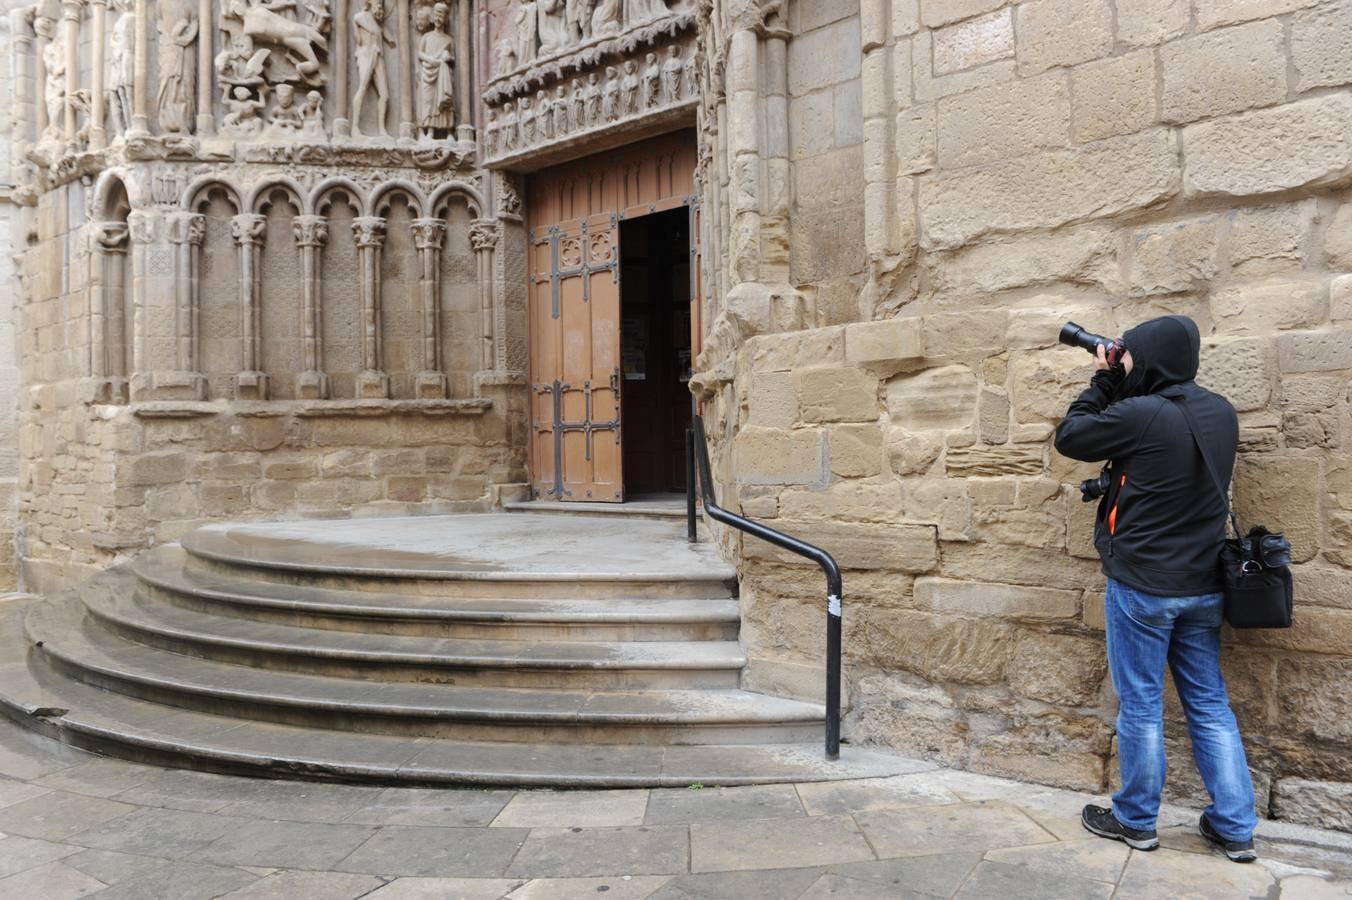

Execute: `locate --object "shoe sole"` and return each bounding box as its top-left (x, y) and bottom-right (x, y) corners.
top-left (1198, 821), bottom-right (1257, 863)
top-left (1082, 817), bottom-right (1159, 851)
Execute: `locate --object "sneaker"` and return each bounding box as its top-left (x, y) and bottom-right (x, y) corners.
top-left (1081, 804), bottom-right (1159, 850)
top-left (1199, 815), bottom-right (1258, 862)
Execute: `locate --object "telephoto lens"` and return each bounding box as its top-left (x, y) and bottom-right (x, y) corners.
top-left (1060, 322), bottom-right (1125, 366)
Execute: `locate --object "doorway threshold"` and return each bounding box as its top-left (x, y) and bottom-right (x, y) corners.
top-left (504, 494), bottom-right (691, 520)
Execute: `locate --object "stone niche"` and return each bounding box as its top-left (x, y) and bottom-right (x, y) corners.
top-left (479, 0), bottom-right (700, 168)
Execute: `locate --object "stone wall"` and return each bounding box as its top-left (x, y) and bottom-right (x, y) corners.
top-left (694, 0), bottom-right (1352, 829)
top-left (0, 8), bottom-right (22, 590)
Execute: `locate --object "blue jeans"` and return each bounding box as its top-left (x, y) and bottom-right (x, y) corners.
top-left (1105, 578), bottom-right (1257, 841)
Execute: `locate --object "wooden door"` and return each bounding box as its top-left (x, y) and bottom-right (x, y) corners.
top-left (527, 131), bottom-right (698, 502)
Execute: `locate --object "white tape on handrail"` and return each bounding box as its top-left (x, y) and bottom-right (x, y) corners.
top-left (827, 594), bottom-right (841, 617)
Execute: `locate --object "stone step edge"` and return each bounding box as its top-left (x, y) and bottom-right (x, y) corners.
top-left (181, 532), bottom-right (739, 585)
top-left (28, 602), bottom-right (825, 727)
top-left (503, 501), bottom-right (688, 520)
top-left (134, 549), bottom-right (741, 624)
top-left (89, 586), bottom-right (749, 673)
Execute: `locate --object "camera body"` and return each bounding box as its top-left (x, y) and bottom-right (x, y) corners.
top-left (1060, 322), bottom-right (1125, 367)
top-left (1080, 468), bottom-right (1112, 503)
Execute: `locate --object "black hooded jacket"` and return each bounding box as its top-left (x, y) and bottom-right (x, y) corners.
top-left (1054, 316), bottom-right (1238, 596)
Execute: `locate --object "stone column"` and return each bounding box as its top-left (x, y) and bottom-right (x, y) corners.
top-left (89, 221), bottom-right (129, 402)
top-left (454, 0), bottom-right (473, 142)
top-left (130, 0), bottom-right (148, 135)
top-left (196, 0), bottom-right (213, 134)
top-left (760, 23), bottom-right (791, 282)
top-left (231, 213), bottom-right (268, 399)
top-left (294, 215), bottom-right (330, 399)
top-left (396, 0), bottom-right (413, 142)
top-left (725, 28), bottom-right (760, 283)
top-left (61, 0), bottom-right (79, 149)
top-left (352, 216), bottom-right (389, 398)
top-left (411, 217), bottom-right (447, 398)
top-left (126, 210), bottom-right (156, 397)
top-left (11, 9), bottom-right (37, 154)
top-left (860, 0), bottom-right (902, 275)
top-left (169, 212), bottom-right (208, 397)
top-left (88, 0), bottom-right (107, 148)
top-left (331, 0), bottom-right (350, 137)
top-left (469, 219), bottom-right (497, 373)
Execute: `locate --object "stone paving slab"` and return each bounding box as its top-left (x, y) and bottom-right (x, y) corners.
top-left (0, 719), bottom-right (1346, 897)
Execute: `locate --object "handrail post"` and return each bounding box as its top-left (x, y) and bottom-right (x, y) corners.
top-left (686, 426), bottom-right (697, 543)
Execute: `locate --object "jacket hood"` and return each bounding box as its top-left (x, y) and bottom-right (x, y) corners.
top-left (1119, 315), bottom-right (1201, 397)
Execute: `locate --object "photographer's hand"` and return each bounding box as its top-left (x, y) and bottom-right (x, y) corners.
top-left (1094, 344), bottom-right (1110, 371)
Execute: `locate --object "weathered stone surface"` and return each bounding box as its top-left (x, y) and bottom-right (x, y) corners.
top-left (1325, 203), bottom-right (1352, 271)
top-left (1160, 20), bottom-right (1286, 126)
top-left (1292, 559), bottom-right (1352, 609)
top-left (886, 365), bottom-right (979, 432)
top-left (932, 8), bottom-right (1013, 76)
top-left (1115, 0), bottom-right (1189, 47)
top-left (902, 479), bottom-right (971, 539)
top-left (734, 426), bottom-right (825, 486)
top-left (1272, 779), bottom-right (1352, 832)
top-left (1129, 217), bottom-right (1219, 296)
top-left (939, 540), bottom-right (1105, 591)
top-left (1277, 329), bottom-right (1352, 373)
top-left (915, 577), bottom-right (1078, 622)
top-left (778, 479), bottom-right (905, 522)
top-left (921, 129), bottom-right (1179, 250)
top-left (798, 367), bottom-right (880, 423)
top-left (746, 371), bottom-right (798, 428)
top-left (1072, 50), bottom-right (1157, 143)
top-left (1292, 0), bottom-right (1352, 92)
top-left (1278, 656), bottom-right (1352, 743)
top-left (845, 673), bottom-right (967, 765)
top-left (895, 105), bottom-right (937, 176)
top-left (1196, 337), bottom-right (1274, 413)
top-left (886, 429), bottom-right (944, 477)
top-left (1010, 347), bottom-right (1093, 424)
top-left (937, 74), bottom-right (1068, 169)
top-left (1210, 281), bottom-right (1327, 334)
top-left (922, 310), bottom-right (1008, 362)
top-left (746, 519), bottom-right (938, 573)
top-left (929, 227), bottom-right (1120, 298)
top-left (1334, 276), bottom-right (1352, 322)
top-left (1007, 632), bottom-right (1107, 705)
top-left (945, 445), bottom-right (1043, 478)
top-left (920, 0), bottom-right (1009, 28)
top-left (1233, 455), bottom-right (1323, 563)
top-left (787, 17), bottom-right (863, 96)
top-left (1006, 304), bottom-right (1116, 352)
top-left (1014, 0), bottom-right (1113, 76)
top-left (1230, 201), bottom-right (1316, 276)
top-left (856, 608), bottom-right (1015, 684)
top-left (743, 327), bottom-right (845, 372)
top-left (978, 390), bottom-right (1009, 444)
top-left (844, 318), bottom-right (924, 368)
top-left (828, 424), bottom-right (885, 478)
top-left (966, 708), bottom-right (1111, 790)
top-left (1195, 0), bottom-right (1320, 32)
top-left (1183, 95), bottom-right (1352, 198)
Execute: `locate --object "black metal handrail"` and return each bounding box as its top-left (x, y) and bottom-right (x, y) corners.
top-left (687, 414), bottom-right (843, 761)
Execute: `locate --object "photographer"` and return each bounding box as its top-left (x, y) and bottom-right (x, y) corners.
top-left (1054, 315), bottom-right (1257, 863)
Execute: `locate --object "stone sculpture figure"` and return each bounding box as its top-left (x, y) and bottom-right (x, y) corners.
top-left (38, 17), bottom-right (65, 141)
top-left (662, 45), bottom-right (681, 103)
top-left (591, 0), bottom-right (620, 36)
top-left (303, 0), bottom-right (331, 32)
top-left (537, 0), bottom-right (568, 56)
top-left (108, 0), bottom-right (135, 134)
top-left (683, 51), bottom-right (697, 98)
top-left (223, 84), bottom-right (267, 134)
top-left (584, 71), bottom-right (601, 125)
top-left (271, 83), bottom-right (303, 132)
top-left (571, 81), bottom-right (585, 130)
top-left (494, 37), bottom-right (517, 77)
top-left (536, 90), bottom-right (552, 140)
top-left (518, 95), bottom-right (533, 145)
top-left (302, 90), bottom-right (326, 136)
top-left (565, 0), bottom-right (592, 42)
top-left (516, 0), bottom-right (538, 66)
top-left (553, 86), bottom-right (569, 136)
top-left (156, 0), bottom-right (199, 134)
top-left (352, 0), bottom-right (395, 137)
top-left (641, 52), bottom-right (659, 109)
top-left (620, 59), bottom-right (639, 116)
top-left (484, 109), bottom-right (499, 154)
top-left (624, 0), bottom-right (668, 24)
top-left (223, 0), bottom-right (329, 83)
top-left (601, 66), bottom-right (619, 122)
top-left (416, 2), bottom-right (456, 139)
top-left (501, 100), bottom-right (518, 150)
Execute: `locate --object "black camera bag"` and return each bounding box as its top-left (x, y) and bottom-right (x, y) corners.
top-left (1171, 397), bottom-right (1293, 629)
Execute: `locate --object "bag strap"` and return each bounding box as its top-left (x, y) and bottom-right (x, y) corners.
top-left (1167, 395), bottom-right (1242, 539)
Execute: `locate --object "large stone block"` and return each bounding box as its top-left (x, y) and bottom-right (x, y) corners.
top-left (920, 129), bottom-right (1179, 250)
top-left (936, 72), bottom-right (1069, 169)
top-left (1007, 632), bottom-right (1107, 705)
top-left (978, 389), bottom-right (1009, 444)
top-left (1006, 303), bottom-right (1116, 352)
top-left (1292, 0), bottom-right (1352, 92)
top-left (746, 519), bottom-right (938, 573)
top-left (1115, 0), bottom-right (1189, 48)
top-left (122, 451), bottom-right (190, 487)
top-left (1197, 337), bottom-right (1274, 413)
top-left (885, 365), bottom-right (979, 431)
top-left (1129, 217), bottom-right (1219, 296)
top-left (1182, 95), bottom-right (1352, 198)
top-left (1325, 203), bottom-right (1352, 271)
top-left (734, 426), bottom-right (825, 486)
top-left (1160, 20), bottom-right (1286, 126)
top-left (844, 673), bottom-right (967, 766)
top-left (902, 479), bottom-right (971, 539)
top-left (1230, 201), bottom-right (1316, 277)
top-left (932, 8), bottom-right (1014, 76)
top-left (787, 17), bottom-right (863, 96)
top-left (920, 0), bottom-right (1008, 28)
top-left (1293, 559), bottom-right (1352, 609)
top-left (798, 367), bottom-right (880, 423)
top-left (1272, 780), bottom-right (1352, 832)
top-left (1195, 0), bottom-right (1320, 32)
top-left (743, 327), bottom-right (845, 372)
top-left (778, 479), bottom-right (905, 522)
top-left (828, 424), bottom-right (885, 478)
top-left (1233, 455), bottom-right (1323, 562)
top-left (912, 32), bottom-right (1017, 103)
top-left (1277, 329), bottom-right (1352, 373)
top-left (966, 708), bottom-right (1112, 790)
top-left (930, 227), bottom-right (1121, 299)
top-left (746, 370), bottom-right (799, 428)
top-left (945, 445), bottom-right (1043, 477)
top-left (886, 429), bottom-right (943, 476)
top-left (1072, 49), bottom-right (1157, 143)
top-left (845, 318), bottom-right (924, 368)
top-left (1014, 0), bottom-right (1113, 76)
top-left (922, 310), bottom-right (1008, 362)
top-left (895, 105), bottom-right (937, 176)
top-left (1010, 346), bottom-right (1093, 424)
top-left (915, 577), bottom-right (1079, 621)
top-left (1277, 655), bottom-right (1352, 743)
top-left (856, 608), bottom-right (1015, 684)
top-left (1210, 281), bottom-right (1327, 334)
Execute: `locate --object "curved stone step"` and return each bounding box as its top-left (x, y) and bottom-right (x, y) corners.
top-left (180, 515), bottom-right (738, 600)
top-left (134, 546), bottom-right (741, 642)
top-left (85, 576), bottom-right (746, 690)
top-left (28, 597), bottom-right (823, 745)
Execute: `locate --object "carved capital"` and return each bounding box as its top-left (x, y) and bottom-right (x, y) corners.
top-left (469, 220), bottom-right (499, 252)
top-left (60, 0), bottom-right (80, 23)
top-left (293, 215), bottom-right (329, 248)
top-left (352, 216), bottom-right (386, 249)
top-left (169, 212), bottom-right (207, 246)
top-left (231, 213), bottom-right (267, 246)
top-left (411, 218), bottom-right (446, 251)
top-left (127, 211), bottom-right (158, 245)
top-left (90, 221), bottom-right (129, 253)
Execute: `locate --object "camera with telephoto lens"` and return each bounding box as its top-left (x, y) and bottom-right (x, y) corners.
top-left (1080, 468), bottom-right (1112, 503)
top-left (1060, 322), bottom-right (1126, 367)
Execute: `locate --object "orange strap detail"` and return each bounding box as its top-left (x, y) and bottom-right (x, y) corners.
top-left (1108, 475), bottom-right (1127, 535)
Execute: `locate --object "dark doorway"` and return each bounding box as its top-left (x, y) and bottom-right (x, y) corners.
top-left (620, 207), bottom-right (692, 497)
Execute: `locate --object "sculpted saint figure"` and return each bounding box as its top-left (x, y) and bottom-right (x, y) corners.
top-left (108, 0), bottom-right (135, 134)
top-left (591, 0), bottom-right (620, 37)
top-left (662, 45), bottom-right (682, 103)
top-left (501, 100), bottom-right (518, 150)
top-left (38, 17), bottom-right (65, 141)
top-left (516, 0), bottom-right (538, 66)
top-left (302, 90), bottom-right (326, 136)
top-left (518, 95), bottom-right (534, 144)
top-left (620, 59), bottom-right (639, 116)
top-left (536, 89), bottom-right (552, 139)
top-left (641, 52), bottom-right (659, 109)
top-left (553, 85), bottom-right (569, 136)
top-left (537, 0), bottom-right (568, 57)
top-left (223, 85), bottom-right (267, 134)
top-left (271, 83), bottom-right (303, 132)
top-left (352, 0), bottom-right (395, 137)
top-left (416, 2), bottom-right (456, 138)
top-left (565, 0), bottom-right (592, 42)
top-left (484, 109), bottom-right (499, 154)
top-left (623, 0), bottom-right (668, 24)
top-left (156, 0), bottom-right (199, 133)
top-left (494, 37), bottom-right (517, 77)
top-left (571, 81), bottom-right (585, 129)
top-left (584, 71), bottom-right (601, 125)
top-left (601, 66), bottom-right (619, 122)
